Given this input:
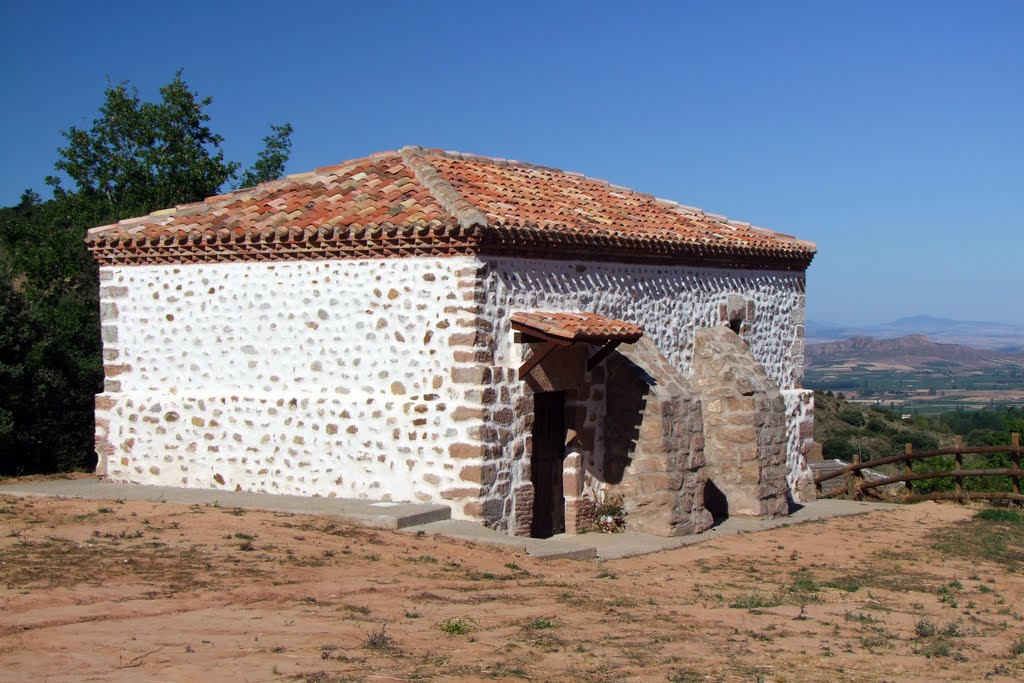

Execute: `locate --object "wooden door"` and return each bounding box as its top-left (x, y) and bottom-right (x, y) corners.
top-left (531, 391), bottom-right (566, 538)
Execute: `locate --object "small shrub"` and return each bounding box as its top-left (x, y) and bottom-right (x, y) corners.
top-left (844, 611), bottom-right (879, 624)
top-left (592, 494), bottom-right (626, 533)
top-left (838, 409), bottom-right (865, 427)
top-left (1011, 638), bottom-right (1024, 657)
top-left (789, 569), bottom-right (820, 595)
top-left (529, 617), bottom-right (555, 630)
top-left (341, 604), bottom-right (371, 616)
top-left (823, 578), bottom-right (861, 592)
top-left (729, 591), bottom-right (781, 610)
top-left (940, 620), bottom-right (964, 638)
top-left (440, 617), bottom-right (471, 636)
top-left (364, 624), bottom-right (394, 650)
top-left (914, 618), bottom-right (937, 638)
top-left (822, 437), bottom-right (856, 462)
top-left (916, 641), bottom-right (951, 658)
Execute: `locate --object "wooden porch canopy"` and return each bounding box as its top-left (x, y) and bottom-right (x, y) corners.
top-left (510, 311), bottom-right (644, 379)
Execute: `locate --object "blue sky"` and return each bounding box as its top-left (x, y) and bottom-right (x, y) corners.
top-left (2, 1), bottom-right (1021, 326)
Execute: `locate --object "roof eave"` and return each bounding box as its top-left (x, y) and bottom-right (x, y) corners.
top-left (479, 224), bottom-right (815, 271)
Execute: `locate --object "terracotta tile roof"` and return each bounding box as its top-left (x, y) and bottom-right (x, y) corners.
top-left (86, 147), bottom-right (816, 269)
top-left (510, 311), bottom-right (644, 344)
top-left (429, 153), bottom-right (807, 258)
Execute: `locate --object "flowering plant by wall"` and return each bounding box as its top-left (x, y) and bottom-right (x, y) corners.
top-left (592, 494), bottom-right (626, 533)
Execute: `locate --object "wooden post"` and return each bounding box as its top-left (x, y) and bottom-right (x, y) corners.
top-left (847, 453), bottom-right (861, 500)
top-left (904, 443), bottom-right (913, 496)
top-left (1012, 433), bottom-right (1021, 497)
top-left (954, 435), bottom-right (964, 500)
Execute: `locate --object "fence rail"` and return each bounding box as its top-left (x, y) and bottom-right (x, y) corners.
top-left (814, 433), bottom-right (1022, 503)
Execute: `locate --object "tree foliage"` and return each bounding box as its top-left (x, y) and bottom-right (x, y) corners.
top-left (0, 73), bottom-right (292, 476)
top-left (814, 392), bottom-right (1024, 496)
top-left (240, 123), bottom-right (294, 189)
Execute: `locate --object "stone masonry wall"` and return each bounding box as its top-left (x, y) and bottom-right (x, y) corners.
top-left (95, 253), bottom-right (811, 534)
top-left (602, 338), bottom-right (713, 536)
top-left (477, 256), bottom-right (809, 531)
top-left (483, 257), bottom-right (807, 390)
top-left (95, 257), bottom-right (493, 515)
top-left (693, 327), bottom-right (789, 518)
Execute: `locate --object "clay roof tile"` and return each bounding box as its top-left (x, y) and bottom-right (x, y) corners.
top-left (85, 147), bottom-right (815, 268)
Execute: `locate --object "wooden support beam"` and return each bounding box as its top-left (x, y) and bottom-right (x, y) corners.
top-left (904, 443), bottom-right (913, 496)
top-left (847, 453), bottom-right (862, 500)
top-left (1013, 433), bottom-right (1021, 496)
top-left (518, 340), bottom-right (560, 380)
top-left (954, 435), bottom-right (964, 498)
top-left (586, 340), bottom-right (622, 371)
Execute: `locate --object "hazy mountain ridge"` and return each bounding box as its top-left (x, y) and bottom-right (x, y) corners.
top-left (807, 315), bottom-right (1024, 352)
top-left (807, 334), bottom-right (1024, 369)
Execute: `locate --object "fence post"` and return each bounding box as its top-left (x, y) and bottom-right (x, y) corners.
top-left (847, 453), bottom-right (861, 500)
top-left (1012, 433), bottom-right (1021, 497)
top-left (954, 435), bottom-right (964, 500)
top-left (904, 443), bottom-right (913, 496)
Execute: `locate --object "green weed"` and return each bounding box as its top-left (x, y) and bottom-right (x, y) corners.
top-left (440, 617), bottom-right (472, 636)
top-left (729, 591), bottom-right (781, 610)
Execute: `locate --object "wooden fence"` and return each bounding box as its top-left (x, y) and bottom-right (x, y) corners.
top-left (814, 433), bottom-right (1023, 503)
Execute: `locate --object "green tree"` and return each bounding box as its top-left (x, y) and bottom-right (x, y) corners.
top-left (47, 72), bottom-right (291, 223)
top-left (240, 123), bottom-right (294, 188)
top-left (0, 192), bottom-right (101, 475)
top-left (1, 73), bottom-right (293, 476)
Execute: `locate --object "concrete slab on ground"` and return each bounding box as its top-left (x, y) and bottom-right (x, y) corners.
top-left (0, 478), bottom-right (450, 530)
top-left (402, 519), bottom-right (598, 560)
top-left (574, 499), bottom-right (900, 559)
top-left (0, 478), bottom-right (898, 560)
top-left (406, 499), bottom-right (899, 560)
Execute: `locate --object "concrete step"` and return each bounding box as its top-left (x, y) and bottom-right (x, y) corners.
top-left (402, 519), bottom-right (597, 560)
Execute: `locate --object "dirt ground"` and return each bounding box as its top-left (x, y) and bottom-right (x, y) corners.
top-left (1, 494), bottom-right (1022, 682)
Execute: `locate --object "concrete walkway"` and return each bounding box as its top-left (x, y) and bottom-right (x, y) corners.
top-left (0, 477), bottom-right (898, 561)
top-left (406, 498), bottom-right (899, 560)
top-left (0, 478), bottom-right (450, 530)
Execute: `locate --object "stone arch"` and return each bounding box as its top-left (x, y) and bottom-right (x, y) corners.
top-left (693, 326), bottom-right (789, 518)
top-left (597, 338), bottom-right (713, 536)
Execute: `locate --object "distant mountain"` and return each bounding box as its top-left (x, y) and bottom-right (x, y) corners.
top-left (807, 334), bottom-right (1024, 370)
top-left (806, 316), bottom-right (1024, 351)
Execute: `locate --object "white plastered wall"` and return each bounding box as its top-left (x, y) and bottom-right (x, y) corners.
top-left (96, 257), bottom-right (481, 503)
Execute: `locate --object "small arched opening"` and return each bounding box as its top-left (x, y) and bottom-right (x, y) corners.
top-left (703, 480), bottom-right (729, 523)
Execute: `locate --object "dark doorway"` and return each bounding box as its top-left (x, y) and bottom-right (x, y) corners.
top-left (531, 391), bottom-right (566, 538)
top-left (703, 480), bottom-right (729, 523)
